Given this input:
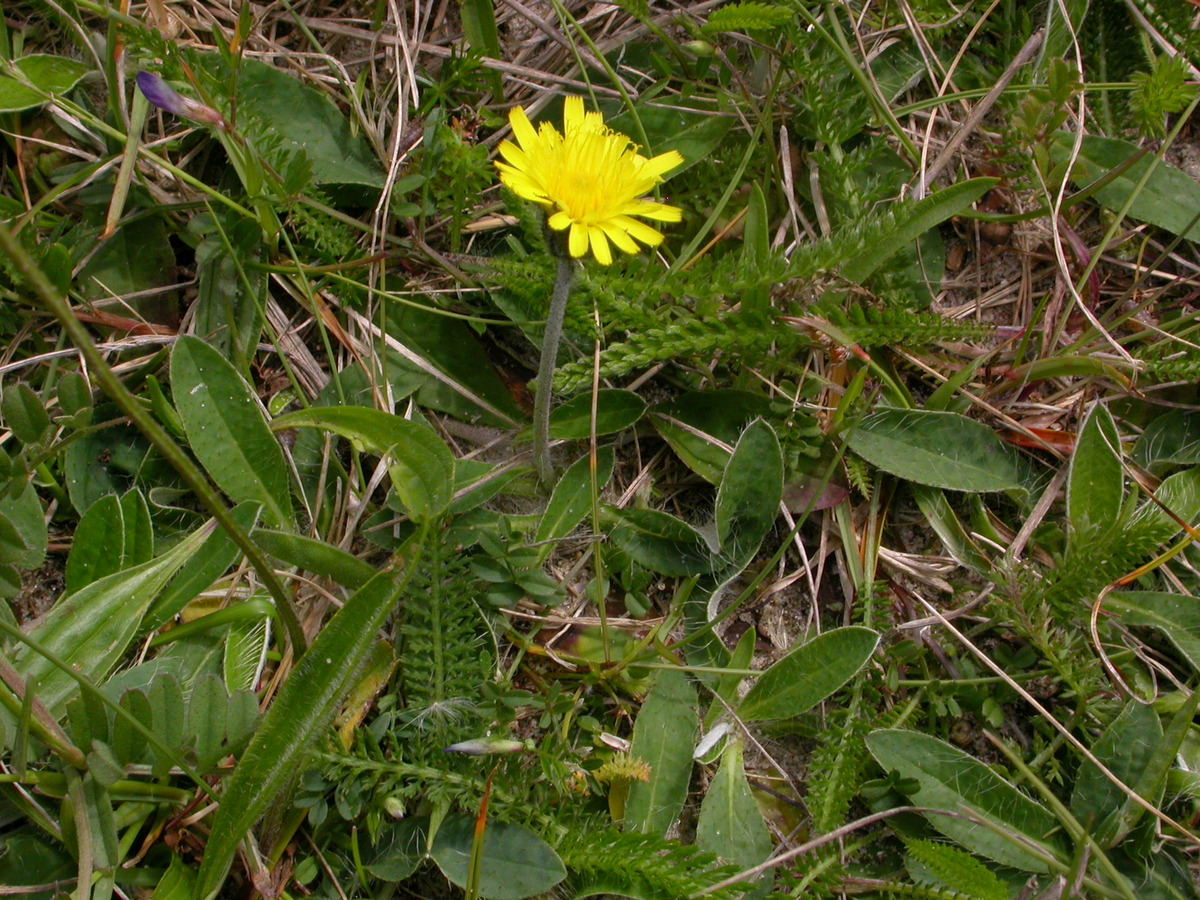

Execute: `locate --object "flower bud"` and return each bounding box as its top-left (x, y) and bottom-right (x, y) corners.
top-left (136, 71), bottom-right (226, 129)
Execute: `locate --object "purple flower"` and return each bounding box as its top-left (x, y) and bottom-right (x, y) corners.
top-left (136, 71), bottom-right (225, 129)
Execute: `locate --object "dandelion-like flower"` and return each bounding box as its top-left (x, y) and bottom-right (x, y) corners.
top-left (496, 97), bottom-right (683, 265)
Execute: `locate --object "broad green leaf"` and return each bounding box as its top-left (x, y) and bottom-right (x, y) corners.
top-left (0, 55), bottom-right (90, 112)
top-left (2, 383), bottom-right (50, 443)
top-left (0, 830), bottom-right (74, 891)
top-left (430, 814), bottom-right (566, 900)
top-left (738, 627), bottom-right (878, 722)
top-left (536, 447), bottom-right (614, 549)
top-left (549, 390), bottom-right (647, 439)
top-left (447, 460), bottom-right (522, 516)
top-left (609, 508), bottom-right (715, 577)
top-left (1138, 467), bottom-right (1200, 532)
top-left (120, 490), bottom-right (154, 567)
top-left (65, 495), bottom-right (124, 594)
top-left (608, 103), bottom-right (734, 175)
top-left (63, 412), bottom-right (154, 515)
top-left (76, 215), bottom-right (174, 303)
top-left (235, 60), bottom-right (384, 190)
top-left (695, 737), bottom-right (772, 885)
top-left (145, 502), bottom-right (262, 631)
top-left (112, 688), bottom-right (154, 767)
top-left (625, 669), bottom-right (698, 834)
top-left (195, 560), bottom-right (419, 899)
top-left (385, 305), bottom-right (522, 427)
top-left (13, 522), bottom-right (213, 717)
top-left (0, 516), bottom-right (26, 567)
top-left (189, 676), bottom-right (229, 769)
top-left (652, 391), bottom-right (773, 484)
top-left (1070, 701), bottom-right (1161, 843)
top-left (152, 854), bottom-right (196, 900)
top-left (272, 406), bottom-right (454, 523)
top-left (846, 408), bottom-right (1024, 492)
top-left (149, 674), bottom-right (186, 776)
top-left (367, 818), bottom-right (427, 882)
top-left (866, 729), bottom-right (1063, 872)
top-left (190, 213), bottom-right (265, 374)
top-left (1053, 133), bottom-right (1200, 241)
top-left (172, 336), bottom-right (293, 528)
top-left (715, 420), bottom-right (782, 560)
top-left (253, 528), bottom-right (375, 590)
top-left (1133, 410), bottom-right (1200, 475)
top-left (1108, 591), bottom-right (1200, 673)
top-left (458, 0), bottom-right (503, 97)
top-left (841, 177), bottom-right (997, 283)
top-left (1098, 690), bottom-right (1200, 848)
top-left (0, 485), bottom-right (46, 570)
top-left (1067, 404), bottom-right (1123, 538)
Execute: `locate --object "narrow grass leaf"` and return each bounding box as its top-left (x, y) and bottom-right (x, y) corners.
top-left (145, 502), bottom-right (261, 631)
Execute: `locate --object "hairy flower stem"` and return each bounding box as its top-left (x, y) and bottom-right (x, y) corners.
top-left (533, 256), bottom-right (576, 486)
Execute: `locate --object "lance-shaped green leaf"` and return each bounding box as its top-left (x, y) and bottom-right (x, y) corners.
top-left (846, 408), bottom-right (1024, 493)
top-left (13, 522), bottom-right (214, 717)
top-left (625, 669), bottom-right (698, 833)
top-left (1067, 403), bottom-right (1123, 540)
top-left (841, 177), bottom-right (997, 282)
top-left (866, 729), bottom-right (1063, 872)
top-left (429, 815), bottom-right (565, 899)
top-left (171, 336), bottom-right (293, 528)
top-left (738, 627), bottom-right (878, 722)
top-left (715, 419), bottom-right (782, 562)
top-left (195, 555), bottom-right (420, 899)
top-left (536, 447), bottom-right (614, 551)
top-left (696, 736), bottom-right (772, 885)
top-left (272, 406), bottom-right (454, 524)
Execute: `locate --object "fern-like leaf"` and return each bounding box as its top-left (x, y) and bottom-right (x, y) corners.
top-left (557, 830), bottom-right (746, 900)
top-left (702, 2), bottom-right (794, 34)
top-left (905, 839), bottom-right (1007, 900)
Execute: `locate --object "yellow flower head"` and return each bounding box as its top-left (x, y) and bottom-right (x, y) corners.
top-left (496, 97), bottom-right (684, 265)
